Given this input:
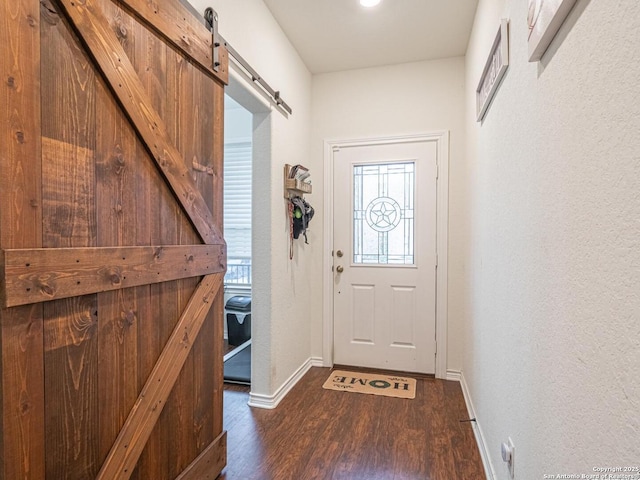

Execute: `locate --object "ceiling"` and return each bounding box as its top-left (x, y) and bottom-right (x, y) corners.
top-left (263, 0), bottom-right (479, 74)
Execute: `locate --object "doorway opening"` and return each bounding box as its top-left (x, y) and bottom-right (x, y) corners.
top-left (222, 73), bottom-right (272, 390)
top-left (222, 95), bottom-right (253, 384)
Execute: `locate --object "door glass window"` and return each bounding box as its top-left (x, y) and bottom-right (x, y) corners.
top-left (353, 162), bottom-right (414, 265)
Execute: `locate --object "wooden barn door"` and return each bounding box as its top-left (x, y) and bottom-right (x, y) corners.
top-left (0, 0), bottom-right (229, 478)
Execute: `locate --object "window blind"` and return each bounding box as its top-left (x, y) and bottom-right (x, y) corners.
top-left (224, 141), bottom-right (252, 260)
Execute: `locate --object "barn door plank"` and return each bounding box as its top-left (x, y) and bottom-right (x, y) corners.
top-left (115, 25), bottom-right (160, 478)
top-left (0, 3), bottom-right (43, 245)
top-left (43, 295), bottom-right (99, 479)
top-left (96, 273), bottom-right (223, 480)
top-left (97, 285), bottom-right (141, 479)
top-left (0, 307), bottom-right (45, 480)
top-left (153, 48), bottom-right (189, 472)
top-left (167, 50), bottom-right (201, 472)
top-left (53, 0), bottom-right (223, 246)
top-left (0, 0), bottom-right (45, 477)
top-left (210, 83), bottom-right (226, 439)
top-left (39, 6), bottom-right (102, 470)
top-left (188, 69), bottom-right (220, 455)
top-left (93, 37), bottom-right (144, 476)
top-left (116, 9), bottom-right (196, 475)
top-left (39, 11), bottom-right (101, 470)
top-left (139, 24), bottom-right (175, 479)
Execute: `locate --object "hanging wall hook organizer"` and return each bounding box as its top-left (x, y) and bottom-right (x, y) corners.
top-left (283, 163), bottom-right (312, 198)
top-left (284, 164), bottom-right (314, 259)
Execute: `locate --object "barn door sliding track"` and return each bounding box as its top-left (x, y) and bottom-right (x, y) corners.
top-left (204, 6), bottom-right (293, 115)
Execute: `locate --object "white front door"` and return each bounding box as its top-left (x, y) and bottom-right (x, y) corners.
top-left (332, 140), bottom-right (438, 374)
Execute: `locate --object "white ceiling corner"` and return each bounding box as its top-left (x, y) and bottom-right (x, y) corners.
top-left (263, 0), bottom-right (479, 74)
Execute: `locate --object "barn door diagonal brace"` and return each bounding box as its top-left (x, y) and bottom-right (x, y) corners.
top-left (204, 7), bottom-right (293, 116)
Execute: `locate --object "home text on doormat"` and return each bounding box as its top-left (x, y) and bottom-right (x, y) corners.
top-left (322, 370), bottom-right (416, 399)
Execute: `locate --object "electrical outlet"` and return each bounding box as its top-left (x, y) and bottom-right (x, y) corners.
top-left (501, 438), bottom-right (515, 478)
top-left (506, 437), bottom-right (515, 478)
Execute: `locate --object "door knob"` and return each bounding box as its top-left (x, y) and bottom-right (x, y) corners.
top-left (336, 250), bottom-right (344, 258)
top-left (336, 265), bottom-right (344, 273)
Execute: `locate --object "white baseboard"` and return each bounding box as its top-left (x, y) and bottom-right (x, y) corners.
top-left (446, 369), bottom-right (461, 382)
top-left (248, 356), bottom-right (324, 410)
top-left (458, 370), bottom-right (497, 480)
top-left (310, 356), bottom-right (324, 367)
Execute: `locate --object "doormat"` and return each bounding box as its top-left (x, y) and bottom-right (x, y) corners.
top-left (322, 370), bottom-right (416, 399)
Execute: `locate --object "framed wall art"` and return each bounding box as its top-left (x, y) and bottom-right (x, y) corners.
top-left (528, 0), bottom-right (577, 61)
top-left (476, 19), bottom-right (509, 122)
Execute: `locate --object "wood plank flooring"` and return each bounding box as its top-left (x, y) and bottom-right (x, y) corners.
top-left (221, 367), bottom-right (485, 479)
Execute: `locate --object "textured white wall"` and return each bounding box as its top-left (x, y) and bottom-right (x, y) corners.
top-left (187, 0), bottom-right (316, 396)
top-left (311, 58), bottom-right (466, 370)
top-left (463, 0), bottom-right (640, 476)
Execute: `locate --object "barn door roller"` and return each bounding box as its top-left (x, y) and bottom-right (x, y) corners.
top-left (204, 7), bottom-right (222, 72)
top-left (204, 7), bottom-right (293, 115)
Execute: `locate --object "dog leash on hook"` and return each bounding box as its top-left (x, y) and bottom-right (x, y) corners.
top-left (288, 199), bottom-right (294, 260)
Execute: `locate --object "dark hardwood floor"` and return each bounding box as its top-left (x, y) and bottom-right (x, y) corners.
top-left (220, 367), bottom-right (485, 479)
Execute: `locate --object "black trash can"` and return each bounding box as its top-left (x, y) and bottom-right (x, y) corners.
top-left (226, 295), bottom-right (251, 346)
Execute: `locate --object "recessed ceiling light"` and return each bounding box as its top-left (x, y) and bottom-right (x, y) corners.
top-left (360, 0), bottom-right (382, 7)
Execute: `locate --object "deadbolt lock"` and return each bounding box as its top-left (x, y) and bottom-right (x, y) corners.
top-left (336, 250), bottom-right (344, 258)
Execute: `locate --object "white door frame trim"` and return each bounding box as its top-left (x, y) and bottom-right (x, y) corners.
top-left (322, 132), bottom-right (449, 379)
top-left (225, 66), bottom-right (272, 396)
